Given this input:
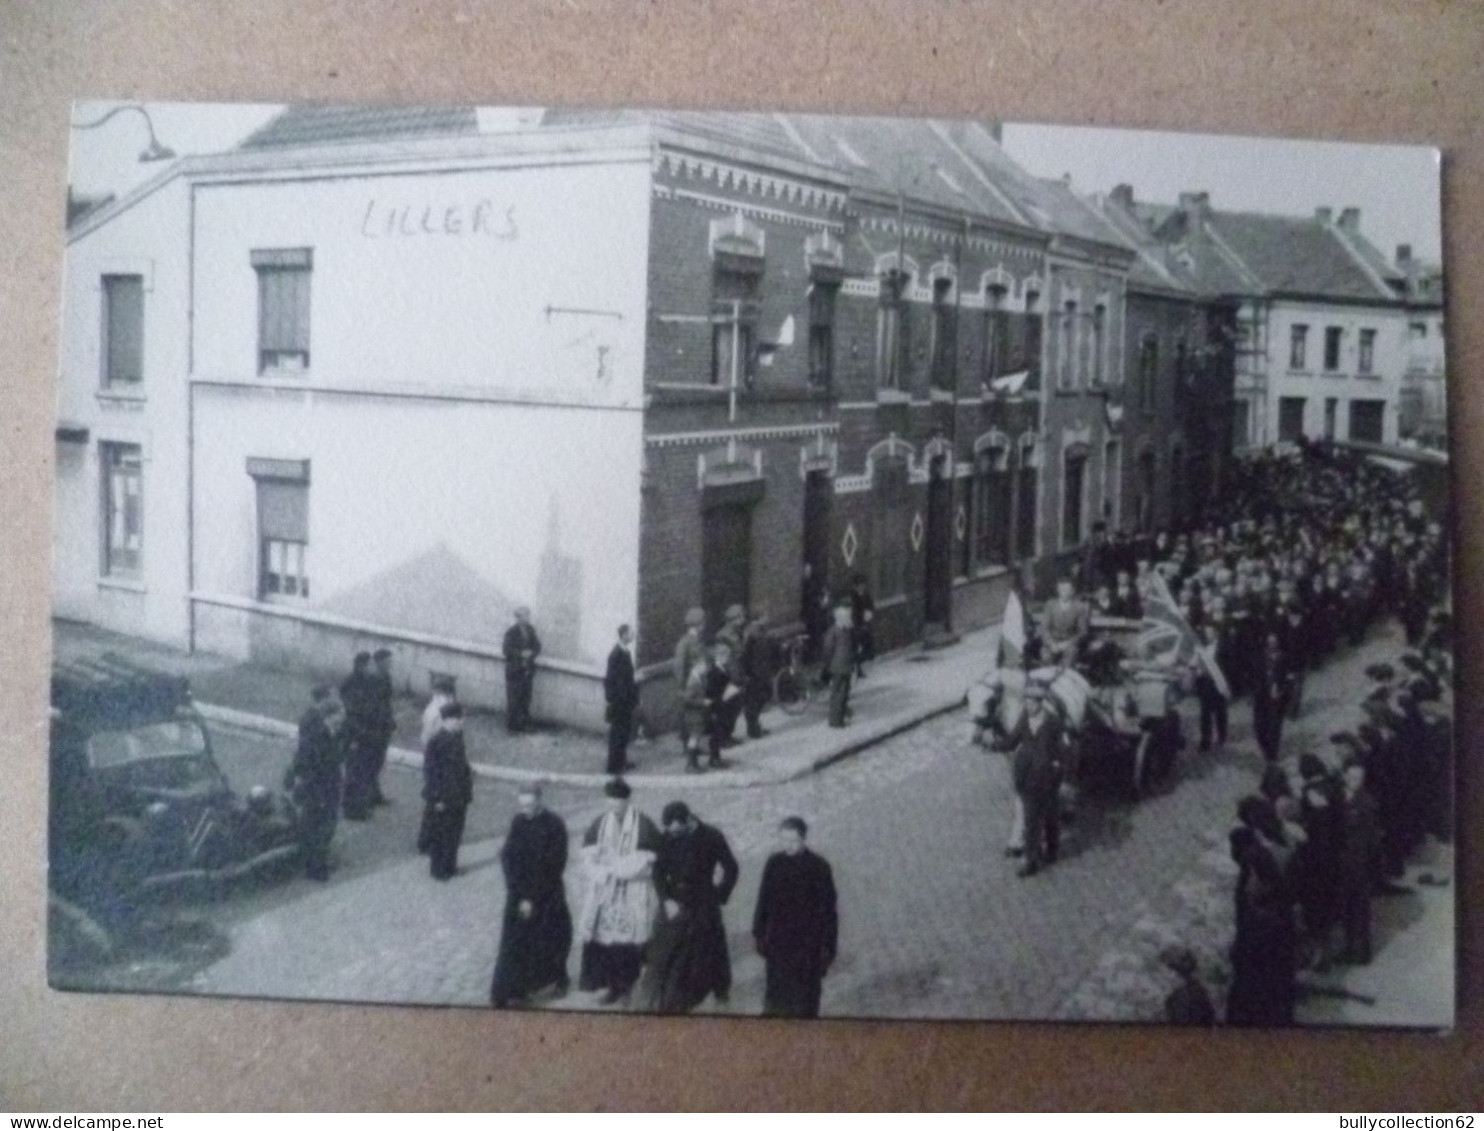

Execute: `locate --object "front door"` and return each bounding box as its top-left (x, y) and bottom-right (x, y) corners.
top-left (702, 502), bottom-right (752, 633)
top-left (802, 470), bottom-right (831, 614)
top-left (924, 456), bottom-right (953, 627)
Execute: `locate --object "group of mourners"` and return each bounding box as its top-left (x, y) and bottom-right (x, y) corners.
top-left (488, 778), bottom-right (840, 1019)
top-left (1091, 445), bottom-right (1454, 1027)
top-left (663, 572), bottom-right (879, 774)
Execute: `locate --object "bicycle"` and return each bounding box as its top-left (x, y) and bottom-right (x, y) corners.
top-left (772, 633), bottom-right (817, 716)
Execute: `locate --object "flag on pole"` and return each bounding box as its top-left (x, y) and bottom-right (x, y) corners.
top-left (998, 588), bottom-right (1027, 667)
top-left (989, 370), bottom-right (1030, 396)
top-left (1137, 571), bottom-right (1230, 697)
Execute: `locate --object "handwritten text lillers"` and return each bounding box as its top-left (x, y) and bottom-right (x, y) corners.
top-left (360, 199), bottom-right (520, 240)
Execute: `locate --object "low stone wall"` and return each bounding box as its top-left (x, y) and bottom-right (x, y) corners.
top-left (191, 597), bottom-right (608, 733)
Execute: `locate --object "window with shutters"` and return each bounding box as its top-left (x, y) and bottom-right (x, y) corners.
top-left (1290, 324), bottom-right (1309, 371)
top-left (1324, 326), bottom-right (1343, 372)
top-left (807, 280), bottom-right (838, 392)
top-left (1359, 328), bottom-right (1376, 374)
top-left (1058, 301), bottom-right (1078, 390)
top-left (929, 277), bottom-right (956, 391)
top-left (1138, 332), bottom-right (1158, 410)
top-left (975, 446), bottom-right (1012, 569)
top-left (877, 270), bottom-right (911, 391)
top-left (249, 459), bottom-right (311, 601)
top-left (101, 443), bottom-right (143, 577)
top-left (253, 249), bottom-right (313, 374)
top-left (101, 275), bottom-right (144, 389)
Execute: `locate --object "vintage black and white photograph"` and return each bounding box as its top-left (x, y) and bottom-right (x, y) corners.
top-left (49, 100), bottom-right (1452, 1029)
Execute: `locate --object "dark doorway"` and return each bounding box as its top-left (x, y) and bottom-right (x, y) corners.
top-left (924, 455), bottom-right (953, 627)
top-left (702, 500), bottom-right (753, 633)
top-left (801, 469), bottom-right (831, 612)
top-left (1349, 399), bottom-right (1385, 444)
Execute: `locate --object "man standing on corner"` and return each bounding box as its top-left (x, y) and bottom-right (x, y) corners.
top-left (604, 624), bottom-right (640, 775)
top-left (641, 801), bottom-right (740, 1014)
top-left (503, 606), bottom-right (542, 734)
top-left (821, 600), bottom-right (856, 729)
top-left (740, 610), bottom-right (774, 741)
top-left (339, 651), bottom-right (378, 821)
top-left (366, 647), bottom-right (396, 807)
top-left (490, 782), bottom-right (573, 1008)
top-left (287, 686), bottom-right (347, 882)
top-left (423, 702), bottom-right (473, 881)
top-left (752, 816), bottom-right (838, 1018)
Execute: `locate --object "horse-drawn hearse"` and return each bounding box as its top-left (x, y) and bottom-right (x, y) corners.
top-left (967, 604), bottom-right (1198, 800)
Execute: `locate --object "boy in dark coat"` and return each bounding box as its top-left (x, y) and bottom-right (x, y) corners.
top-left (752, 816), bottom-right (838, 1018)
top-left (423, 702), bottom-right (473, 880)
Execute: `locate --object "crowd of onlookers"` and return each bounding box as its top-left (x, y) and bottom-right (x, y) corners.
top-left (1105, 446), bottom-right (1454, 1026)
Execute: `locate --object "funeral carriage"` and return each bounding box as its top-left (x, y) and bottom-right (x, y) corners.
top-left (967, 600), bottom-right (1196, 800)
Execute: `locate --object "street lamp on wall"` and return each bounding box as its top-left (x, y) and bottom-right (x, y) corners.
top-left (71, 103), bottom-right (177, 163)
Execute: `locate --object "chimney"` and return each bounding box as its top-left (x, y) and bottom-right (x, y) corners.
top-left (1338, 207), bottom-right (1361, 233)
top-left (1315, 207), bottom-right (1333, 225)
top-left (1110, 183), bottom-right (1135, 209)
top-left (1177, 191), bottom-right (1211, 219)
top-left (1396, 243), bottom-right (1413, 267)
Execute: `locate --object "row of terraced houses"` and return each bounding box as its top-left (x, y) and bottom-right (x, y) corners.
top-left (55, 106), bottom-right (1446, 729)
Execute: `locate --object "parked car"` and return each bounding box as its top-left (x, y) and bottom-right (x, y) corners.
top-left (48, 654), bottom-right (300, 958)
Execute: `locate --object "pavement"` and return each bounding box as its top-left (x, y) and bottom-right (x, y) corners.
top-left (51, 618), bottom-right (1000, 790)
top-left (50, 615), bottom-right (1454, 1027)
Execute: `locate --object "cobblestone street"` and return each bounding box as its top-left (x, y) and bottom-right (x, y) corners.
top-left (81, 618), bottom-right (1442, 1025)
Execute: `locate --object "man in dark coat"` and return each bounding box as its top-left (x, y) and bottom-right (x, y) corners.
top-left (740, 611), bottom-right (774, 740)
top-left (1010, 678), bottom-right (1067, 877)
top-left (339, 651), bottom-right (379, 820)
top-left (603, 624), bottom-right (640, 775)
top-left (849, 575), bottom-right (875, 678)
top-left (641, 801), bottom-right (740, 1014)
top-left (423, 702), bottom-right (474, 880)
top-left (287, 686), bottom-right (346, 882)
top-left (366, 648), bottom-right (397, 807)
top-left (1251, 632), bottom-right (1296, 763)
top-left (1337, 758), bottom-right (1380, 966)
top-left (503, 606), bottom-right (542, 733)
top-left (752, 816), bottom-right (838, 1018)
top-left (490, 783), bottom-right (573, 1007)
top-left (821, 602), bottom-right (856, 729)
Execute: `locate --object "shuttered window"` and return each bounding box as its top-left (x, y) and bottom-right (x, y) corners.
top-left (102, 275), bottom-right (144, 387)
top-left (101, 443), bottom-right (143, 576)
top-left (249, 458), bottom-right (311, 600)
top-left (253, 248), bottom-right (312, 373)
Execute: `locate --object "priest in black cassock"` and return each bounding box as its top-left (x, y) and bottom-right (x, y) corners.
top-left (752, 816), bottom-right (838, 1018)
top-left (490, 783), bottom-right (574, 1008)
top-left (640, 802), bottom-right (739, 1014)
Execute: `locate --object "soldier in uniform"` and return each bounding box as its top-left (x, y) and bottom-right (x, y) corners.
top-left (287, 686), bottom-right (346, 882)
top-left (673, 607), bottom-right (707, 762)
top-left (713, 605), bottom-right (748, 745)
top-left (1040, 576), bottom-right (1090, 668)
top-left (821, 601), bottom-right (856, 729)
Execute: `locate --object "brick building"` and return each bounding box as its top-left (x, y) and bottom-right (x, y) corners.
top-left (61, 105), bottom-right (1231, 731)
top-left (1095, 187), bottom-right (1239, 535)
